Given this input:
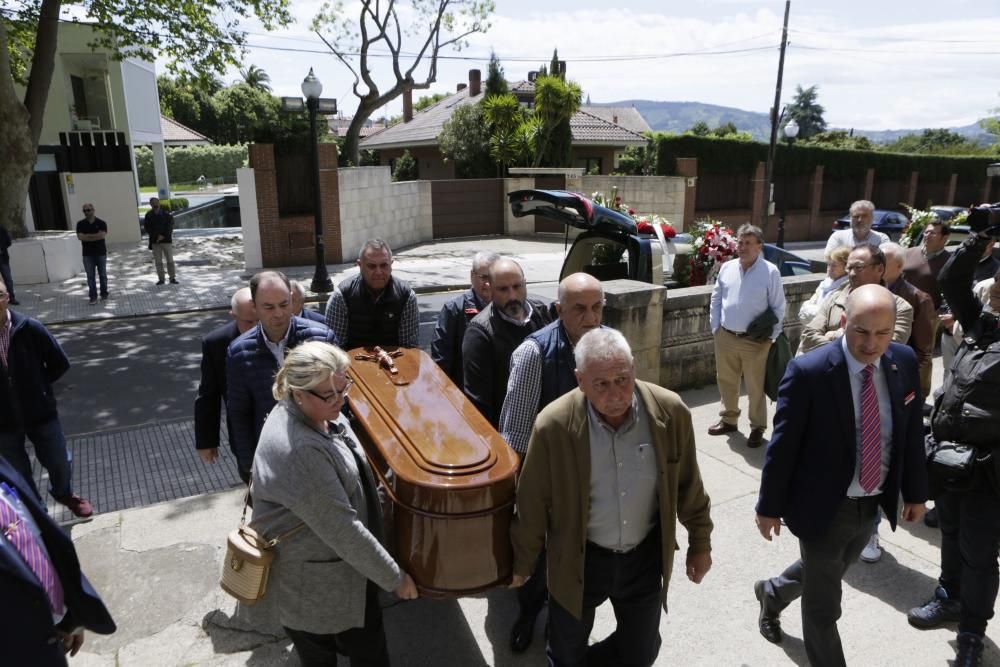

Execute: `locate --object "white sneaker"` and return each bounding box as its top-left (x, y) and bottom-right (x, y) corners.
top-left (860, 533), bottom-right (882, 563)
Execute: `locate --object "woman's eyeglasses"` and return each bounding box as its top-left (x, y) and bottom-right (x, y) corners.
top-left (308, 378), bottom-right (354, 403)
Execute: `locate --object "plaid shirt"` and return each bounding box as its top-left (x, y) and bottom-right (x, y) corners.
top-left (498, 339), bottom-right (544, 456)
top-left (0, 310), bottom-right (10, 368)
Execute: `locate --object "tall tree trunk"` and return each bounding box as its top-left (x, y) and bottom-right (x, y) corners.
top-left (0, 0), bottom-right (63, 237)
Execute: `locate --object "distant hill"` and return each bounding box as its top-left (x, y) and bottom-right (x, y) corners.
top-left (597, 99), bottom-right (996, 145)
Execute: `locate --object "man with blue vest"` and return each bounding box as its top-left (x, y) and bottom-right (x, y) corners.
top-left (499, 272), bottom-right (605, 652)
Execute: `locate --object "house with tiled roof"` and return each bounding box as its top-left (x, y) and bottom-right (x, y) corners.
top-left (160, 116), bottom-right (213, 146)
top-left (359, 69), bottom-right (650, 179)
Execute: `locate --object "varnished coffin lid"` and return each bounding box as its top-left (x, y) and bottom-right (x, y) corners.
top-left (346, 347), bottom-right (518, 511)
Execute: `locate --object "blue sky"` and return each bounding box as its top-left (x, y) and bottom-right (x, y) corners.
top-left (206, 0), bottom-right (1000, 132)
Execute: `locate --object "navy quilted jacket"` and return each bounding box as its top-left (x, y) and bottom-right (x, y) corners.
top-left (225, 316), bottom-right (338, 474)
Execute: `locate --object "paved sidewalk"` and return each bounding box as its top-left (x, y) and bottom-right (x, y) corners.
top-left (11, 231), bottom-right (569, 326)
top-left (62, 360), bottom-right (1000, 667)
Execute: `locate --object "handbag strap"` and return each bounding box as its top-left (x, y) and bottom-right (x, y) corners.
top-left (238, 480), bottom-right (307, 549)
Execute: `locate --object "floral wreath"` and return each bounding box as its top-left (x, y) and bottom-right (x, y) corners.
top-left (591, 187), bottom-right (677, 238)
top-left (687, 218), bottom-right (738, 286)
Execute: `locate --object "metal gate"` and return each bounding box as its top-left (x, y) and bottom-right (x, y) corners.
top-left (431, 179), bottom-right (505, 238)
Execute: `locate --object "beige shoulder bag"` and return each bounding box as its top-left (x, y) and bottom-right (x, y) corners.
top-left (220, 488), bottom-right (305, 605)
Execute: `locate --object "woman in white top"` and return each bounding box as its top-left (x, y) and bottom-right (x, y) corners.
top-left (799, 246), bottom-right (851, 323)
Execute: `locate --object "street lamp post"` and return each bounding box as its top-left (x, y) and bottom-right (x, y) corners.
top-left (777, 119), bottom-right (799, 249)
top-left (282, 69), bottom-right (337, 293)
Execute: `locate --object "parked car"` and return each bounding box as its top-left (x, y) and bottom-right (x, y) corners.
top-left (833, 209), bottom-right (910, 240)
top-left (931, 205), bottom-right (971, 237)
top-left (507, 189), bottom-right (813, 286)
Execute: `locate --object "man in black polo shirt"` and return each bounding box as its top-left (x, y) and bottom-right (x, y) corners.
top-left (324, 238), bottom-right (418, 350)
top-left (75, 203), bottom-right (108, 305)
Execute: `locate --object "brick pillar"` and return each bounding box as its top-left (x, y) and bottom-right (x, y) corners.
top-left (751, 161), bottom-right (767, 231)
top-left (675, 157), bottom-right (698, 232)
top-left (946, 173), bottom-right (958, 206)
top-left (318, 143), bottom-right (343, 263)
top-left (249, 144), bottom-right (280, 268)
top-left (905, 170), bottom-right (920, 207)
top-left (808, 165), bottom-right (824, 240)
top-left (864, 168), bottom-right (875, 202)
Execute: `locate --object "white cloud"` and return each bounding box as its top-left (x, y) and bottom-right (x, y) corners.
top-left (161, 1), bottom-right (1000, 131)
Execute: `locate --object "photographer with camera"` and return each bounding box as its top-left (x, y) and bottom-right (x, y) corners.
top-left (907, 204), bottom-right (1000, 667)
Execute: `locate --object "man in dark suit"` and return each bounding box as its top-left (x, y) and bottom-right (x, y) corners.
top-left (194, 287), bottom-right (257, 480)
top-left (290, 279), bottom-right (326, 323)
top-left (754, 284), bottom-right (928, 667)
top-left (1, 456), bottom-right (115, 665)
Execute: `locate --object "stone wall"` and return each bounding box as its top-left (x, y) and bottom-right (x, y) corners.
top-left (601, 279), bottom-right (666, 383)
top-left (338, 167), bottom-right (432, 260)
top-left (659, 274), bottom-right (822, 390)
top-left (579, 175), bottom-right (686, 230)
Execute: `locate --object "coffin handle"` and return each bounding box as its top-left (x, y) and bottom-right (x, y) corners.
top-left (364, 449), bottom-right (515, 520)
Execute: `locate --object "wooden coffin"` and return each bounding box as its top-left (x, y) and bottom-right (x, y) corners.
top-left (346, 346), bottom-right (520, 597)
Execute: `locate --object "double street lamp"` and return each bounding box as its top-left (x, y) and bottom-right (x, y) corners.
top-left (776, 119), bottom-right (799, 249)
top-left (281, 68), bottom-right (337, 293)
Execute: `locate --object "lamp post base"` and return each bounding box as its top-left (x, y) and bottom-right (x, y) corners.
top-left (310, 268), bottom-right (333, 294)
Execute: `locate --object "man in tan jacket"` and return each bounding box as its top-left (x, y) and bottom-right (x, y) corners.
top-left (510, 327), bottom-right (713, 666)
top-left (799, 244), bottom-right (913, 355)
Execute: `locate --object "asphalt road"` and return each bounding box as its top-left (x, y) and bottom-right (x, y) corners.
top-left (49, 290), bottom-right (492, 436)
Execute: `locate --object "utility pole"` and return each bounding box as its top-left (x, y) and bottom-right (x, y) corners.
top-left (762, 0), bottom-right (791, 232)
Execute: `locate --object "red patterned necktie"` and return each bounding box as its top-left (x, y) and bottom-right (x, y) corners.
top-left (0, 496), bottom-right (65, 613)
top-left (859, 364), bottom-right (881, 493)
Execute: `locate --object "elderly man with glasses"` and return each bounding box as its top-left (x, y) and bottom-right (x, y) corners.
top-left (75, 204), bottom-right (109, 305)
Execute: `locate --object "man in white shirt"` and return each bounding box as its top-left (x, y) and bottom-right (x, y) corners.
top-left (708, 223), bottom-right (786, 448)
top-left (825, 200), bottom-right (890, 253)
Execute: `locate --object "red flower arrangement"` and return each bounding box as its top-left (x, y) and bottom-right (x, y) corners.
top-left (636, 219), bottom-right (677, 238)
top-left (688, 221), bottom-right (738, 286)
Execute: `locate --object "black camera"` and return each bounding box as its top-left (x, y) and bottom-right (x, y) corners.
top-left (967, 203), bottom-right (1000, 235)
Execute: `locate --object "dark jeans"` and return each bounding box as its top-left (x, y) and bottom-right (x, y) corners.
top-left (0, 416), bottom-right (73, 501)
top-left (82, 254), bottom-right (108, 300)
top-left (761, 495), bottom-right (879, 667)
top-left (547, 531), bottom-right (662, 667)
top-left (937, 487), bottom-right (1000, 636)
top-left (0, 260), bottom-right (14, 299)
top-left (284, 582), bottom-right (389, 667)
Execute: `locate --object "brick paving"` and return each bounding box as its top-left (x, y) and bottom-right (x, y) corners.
top-left (30, 419), bottom-right (242, 524)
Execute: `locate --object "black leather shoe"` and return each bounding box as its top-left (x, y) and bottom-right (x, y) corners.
top-left (754, 580), bottom-right (782, 644)
top-left (747, 428), bottom-right (766, 449)
top-left (956, 632), bottom-right (984, 667)
top-left (923, 507), bottom-right (939, 528)
top-left (510, 613), bottom-right (537, 653)
top-left (908, 587), bottom-right (961, 629)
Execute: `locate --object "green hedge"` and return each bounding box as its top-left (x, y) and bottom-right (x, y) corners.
top-left (158, 198), bottom-right (189, 212)
top-left (135, 145), bottom-right (248, 187)
top-left (655, 135), bottom-right (992, 185)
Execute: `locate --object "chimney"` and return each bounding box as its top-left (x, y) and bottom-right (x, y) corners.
top-left (457, 83), bottom-right (467, 93)
top-left (468, 69), bottom-right (481, 97)
top-left (613, 114), bottom-right (618, 125)
top-left (403, 88), bottom-right (413, 123)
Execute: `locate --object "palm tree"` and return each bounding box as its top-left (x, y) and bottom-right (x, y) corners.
top-left (240, 65), bottom-right (272, 92)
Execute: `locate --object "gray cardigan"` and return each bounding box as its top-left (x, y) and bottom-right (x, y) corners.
top-left (250, 399), bottom-right (403, 634)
